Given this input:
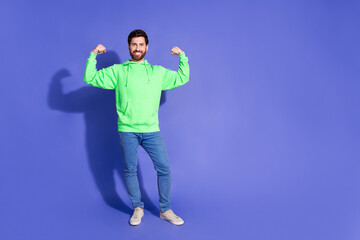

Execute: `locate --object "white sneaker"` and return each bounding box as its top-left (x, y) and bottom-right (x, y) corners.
top-left (160, 209), bottom-right (184, 225)
top-left (129, 207), bottom-right (144, 226)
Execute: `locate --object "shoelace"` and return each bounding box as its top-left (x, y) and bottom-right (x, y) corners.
top-left (132, 208), bottom-right (143, 218)
top-left (164, 210), bottom-right (179, 220)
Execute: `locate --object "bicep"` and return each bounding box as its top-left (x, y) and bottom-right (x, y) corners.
top-left (161, 68), bottom-right (177, 90)
top-left (95, 65), bottom-right (118, 89)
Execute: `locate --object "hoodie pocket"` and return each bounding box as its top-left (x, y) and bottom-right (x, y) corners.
top-left (124, 100), bottom-right (157, 126)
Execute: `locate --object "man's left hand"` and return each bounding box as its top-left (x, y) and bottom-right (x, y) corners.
top-left (171, 46), bottom-right (184, 55)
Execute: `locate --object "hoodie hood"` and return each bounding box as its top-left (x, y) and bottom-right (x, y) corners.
top-left (123, 59), bottom-right (151, 87)
top-left (122, 59), bottom-right (150, 66)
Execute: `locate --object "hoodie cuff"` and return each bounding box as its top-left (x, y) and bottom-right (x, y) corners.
top-left (179, 52), bottom-right (187, 59)
top-left (89, 52), bottom-right (97, 58)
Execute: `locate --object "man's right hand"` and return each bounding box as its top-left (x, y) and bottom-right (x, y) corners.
top-left (91, 44), bottom-right (107, 54)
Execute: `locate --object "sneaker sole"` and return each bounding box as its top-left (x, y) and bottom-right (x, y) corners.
top-left (160, 215), bottom-right (184, 226)
top-left (129, 221), bottom-right (141, 226)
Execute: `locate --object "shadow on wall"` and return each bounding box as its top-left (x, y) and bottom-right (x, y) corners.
top-left (47, 51), bottom-right (166, 217)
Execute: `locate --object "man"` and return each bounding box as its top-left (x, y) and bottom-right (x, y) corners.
top-left (83, 29), bottom-right (189, 226)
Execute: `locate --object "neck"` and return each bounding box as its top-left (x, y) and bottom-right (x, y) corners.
top-left (130, 58), bottom-right (145, 63)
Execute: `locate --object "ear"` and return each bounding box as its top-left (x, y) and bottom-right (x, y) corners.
top-left (146, 45), bottom-right (149, 51)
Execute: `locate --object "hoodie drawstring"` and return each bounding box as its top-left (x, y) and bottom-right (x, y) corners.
top-left (144, 61), bottom-right (150, 84)
top-left (126, 64), bottom-right (130, 87)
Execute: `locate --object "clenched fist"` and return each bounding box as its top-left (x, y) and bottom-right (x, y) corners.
top-left (91, 44), bottom-right (107, 54)
top-left (171, 46), bottom-right (184, 55)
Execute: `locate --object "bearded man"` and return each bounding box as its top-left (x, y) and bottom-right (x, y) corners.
top-left (84, 29), bottom-right (190, 226)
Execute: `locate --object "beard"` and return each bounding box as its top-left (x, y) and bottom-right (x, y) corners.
top-left (130, 50), bottom-right (147, 61)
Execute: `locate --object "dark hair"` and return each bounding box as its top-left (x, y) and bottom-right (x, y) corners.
top-left (128, 29), bottom-right (149, 45)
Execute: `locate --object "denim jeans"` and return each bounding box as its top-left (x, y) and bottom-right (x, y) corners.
top-left (118, 131), bottom-right (171, 212)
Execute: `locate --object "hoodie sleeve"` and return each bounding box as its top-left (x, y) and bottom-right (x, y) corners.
top-left (161, 52), bottom-right (190, 91)
top-left (84, 52), bottom-right (117, 89)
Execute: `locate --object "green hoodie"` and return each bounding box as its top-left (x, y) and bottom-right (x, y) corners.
top-left (84, 51), bottom-right (190, 132)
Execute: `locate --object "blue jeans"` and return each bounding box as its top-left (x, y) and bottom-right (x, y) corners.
top-left (118, 131), bottom-right (171, 212)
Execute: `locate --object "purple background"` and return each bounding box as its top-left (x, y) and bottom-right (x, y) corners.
top-left (1, 0), bottom-right (359, 239)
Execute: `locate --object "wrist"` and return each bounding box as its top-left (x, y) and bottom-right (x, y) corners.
top-left (90, 52), bottom-right (97, 57)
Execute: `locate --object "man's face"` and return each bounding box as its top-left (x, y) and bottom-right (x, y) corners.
top-left (128, 36), bottom-right (148, 62)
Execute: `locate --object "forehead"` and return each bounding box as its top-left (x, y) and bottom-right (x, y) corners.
top-left (130, 36), bottom-right (146, 44)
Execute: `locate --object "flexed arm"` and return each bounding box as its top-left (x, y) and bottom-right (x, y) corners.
top-left (84, 44), bottom-right (117, 89)
top-left (162, 46), bottom-right (190, 91)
